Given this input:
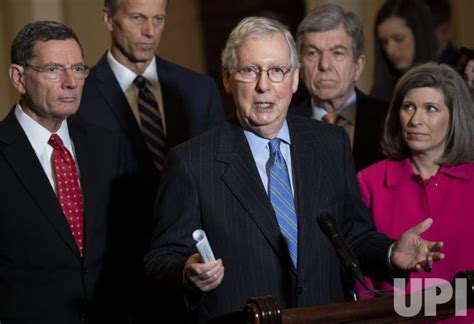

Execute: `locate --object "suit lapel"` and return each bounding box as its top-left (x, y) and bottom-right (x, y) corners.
top-left (353, 88), bottom-right (365, 150)
top-left (94, 54), bottom-right (144, 139)
top-left (216, 120), bottom-right (288, 262)
top-left (287, 117), bottom-right (326, 275)
top-left (156, 57), bottom-right (187, 146)
top-left (0, 111), bottom-right (81, 257)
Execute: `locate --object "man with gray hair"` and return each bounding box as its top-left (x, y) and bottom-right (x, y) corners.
top-left (291, 4), bottom-right (388, 171)
top-left (1, 20), bottom-right (127, 323)
top-left (145, 16), bottom-right (444, 322)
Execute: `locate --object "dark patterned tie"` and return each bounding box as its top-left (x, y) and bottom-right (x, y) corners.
top-left (268, 138), bottom-right (298, 268)
top-left (48, 134), bottom-right (84, 255)
top-left (134, 75), bottom-right (167, 171)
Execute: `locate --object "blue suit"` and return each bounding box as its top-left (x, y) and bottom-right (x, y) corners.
top-left (78, 53), bottom-right (225, 322)
top-left (79, 53), bottom-right (225, 183)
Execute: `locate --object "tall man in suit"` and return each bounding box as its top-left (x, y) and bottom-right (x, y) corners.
top-left (79, 0), bottom-right (224, 180)
top-left (1, 21), bottom-right (127, 323)
top-left (144, 17), bottom-right (444, 322)
top-left (291, 5), bottom-right (388, 171)
top-left (78, 1), bottom-right (224, 320)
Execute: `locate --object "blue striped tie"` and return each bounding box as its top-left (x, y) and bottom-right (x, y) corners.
top-left (134, 75), bottom-right (167, 171)
top-left (268, 138), bottom-right (298, 268)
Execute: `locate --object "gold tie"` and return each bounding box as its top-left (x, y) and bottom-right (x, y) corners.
top-left (322, 112), bottom-right (340, 125)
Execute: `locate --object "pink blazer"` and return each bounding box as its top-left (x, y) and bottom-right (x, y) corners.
top-left (357, 159), bottom-right (474, 322)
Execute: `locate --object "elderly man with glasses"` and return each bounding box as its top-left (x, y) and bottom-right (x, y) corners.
top-left (145, 16), bottom-right (445, 323)
top-left (0, 20), bottom-right (130, 323)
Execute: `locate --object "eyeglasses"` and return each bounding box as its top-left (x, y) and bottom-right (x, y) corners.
top-left (24, 64), bottom-right (89, 80)
top-left (234, 66), bottom-right (292, 83)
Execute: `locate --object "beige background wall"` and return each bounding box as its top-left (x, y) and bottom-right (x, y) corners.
top-left (0, 0), bottom-right (205, 118)
top-left (0, 0), bottom-right (473, 119)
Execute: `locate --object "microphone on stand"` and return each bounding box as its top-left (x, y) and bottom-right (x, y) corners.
top-left (318, 212), bottom-right (382, 298)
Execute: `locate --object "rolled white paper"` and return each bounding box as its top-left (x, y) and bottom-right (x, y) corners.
top-left (192, 229), bottom-right (215, 263)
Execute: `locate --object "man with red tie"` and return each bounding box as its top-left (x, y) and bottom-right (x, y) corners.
top-left (0, 21), bottom-right (129, 323)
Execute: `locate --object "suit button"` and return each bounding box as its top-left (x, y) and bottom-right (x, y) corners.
top-left (82, 266), bottom-right (88, 274)
top-left (297, 286), bottom-right (303, 295)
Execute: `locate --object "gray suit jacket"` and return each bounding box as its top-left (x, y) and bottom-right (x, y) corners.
top-left (145, 115), bottom-right (394, 322)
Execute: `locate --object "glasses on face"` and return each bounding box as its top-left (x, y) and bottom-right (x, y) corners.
top-left (24, 64), bottom-right (89, 80)
top-left (234, 66), bottom-right (292, 83)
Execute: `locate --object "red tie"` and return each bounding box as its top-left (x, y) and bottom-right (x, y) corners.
top-left (48, 134), bottom-right (84, 255)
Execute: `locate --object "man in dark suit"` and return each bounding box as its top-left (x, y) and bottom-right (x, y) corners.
top-left (77, 1), bottom-right (224, 321)
top-left (291, 4), bottom-right (388, 171)
top-left (78, 0), bottom-right (224, 181)
top-left (0, 21), bottom-right (128, 323)
top-left (144, 17), bottom-right (444, 322)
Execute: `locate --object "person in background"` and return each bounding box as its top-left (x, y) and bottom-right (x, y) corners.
top-left (77, 0), bottom-right (225, 321)
top-left (460, 46), bottom-right (474, 99)
top-left (425, 0), bottom-right (462, 67)
top-left (371, 0), bottom-right (437, 101)
top-left (145, 16), bottom-right (444, 323)
top-left (0, 21), bottom-right (127, 323)
top-left (291, 4), bottom-right (388, 171)
top-left (357, 62), bottom-right (474, 323)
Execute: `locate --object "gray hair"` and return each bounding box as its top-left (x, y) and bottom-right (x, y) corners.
top-left (11, 21), bottom-right (82, 65)
top-left (221, 16), bottom-right (300, 73)
top-left (383, 62), bottom-right (474, 164)
top-left (296, 4), bottom-right (364, 61)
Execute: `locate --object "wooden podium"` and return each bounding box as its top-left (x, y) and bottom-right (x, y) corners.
top-left (210, 271), bottom-right (474, 323)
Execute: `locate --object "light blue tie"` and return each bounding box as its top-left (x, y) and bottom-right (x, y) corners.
top-left (268, 138), bottom-right (298, 268)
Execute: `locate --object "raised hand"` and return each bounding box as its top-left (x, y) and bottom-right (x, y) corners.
top-left (391, 218), bottom-right (444, 272)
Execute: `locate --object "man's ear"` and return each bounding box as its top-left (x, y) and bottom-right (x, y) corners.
top-left (9, 64), bottom-right (26, 95)
top-left (222, 71), bottom-right (232, 94)
top-left (291, 68), bottom-right (300, 93)
top-left (102, 8), bottom-right (114, 32)
top-left (354, 54), bottom-right (366, 83)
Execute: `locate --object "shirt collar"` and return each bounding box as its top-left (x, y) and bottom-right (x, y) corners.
top-left (311, 90), bottom-right (356, 121)
top-left (385, 158), bottom-right (472, 187)
top-left (107, 50), bottom-right (159, 92)
top-left (15, 103), bottom-right (72, 155)
top-left (244, 120), bottom-right (291, 152)
top-left (438, 163), bottom-right (472, 180)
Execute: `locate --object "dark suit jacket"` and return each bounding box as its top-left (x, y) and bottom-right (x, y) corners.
top-left (78, 53), bottom-right (225, 186)
top-left (0, 110), bottom-right (126, 323)
top-left (145, 115), bottom-right (395, 322)
top-left (78, 54), bottom-right (225, 321)
top-left (290, 89), bottom-right (388, 171)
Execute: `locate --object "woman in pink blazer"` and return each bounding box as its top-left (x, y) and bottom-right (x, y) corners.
top-left (358, 62), bottom-right (474, 322)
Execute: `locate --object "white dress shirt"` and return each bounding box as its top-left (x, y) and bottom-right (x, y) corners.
top-left (107, 51), bottom-right (166, 133)
top-left (15, 104), bottom-right (78, 193)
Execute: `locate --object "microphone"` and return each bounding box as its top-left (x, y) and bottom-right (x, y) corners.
top-left (317, 212), bottom-right (374, 295)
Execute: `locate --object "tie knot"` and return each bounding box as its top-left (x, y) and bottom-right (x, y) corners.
top-left (268, 138), bottom-right (282, 155)
top-left (48, 134), bottom-right (64, 149)
top-left (322, 112), bottom-right (340, 125)
top-left (134, 75), bottom-right (148, 90)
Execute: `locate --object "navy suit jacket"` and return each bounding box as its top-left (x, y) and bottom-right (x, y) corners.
top-left (145, 115), bottom-right (396, 322)
top-left (78, 53), bottom-right (225, 185)
top-left (78, 53), bottom-right (225, 321)
top-left (0, 110), bottom-right (127, 323)
top-left (290, 89), bottom-right (388, 171)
